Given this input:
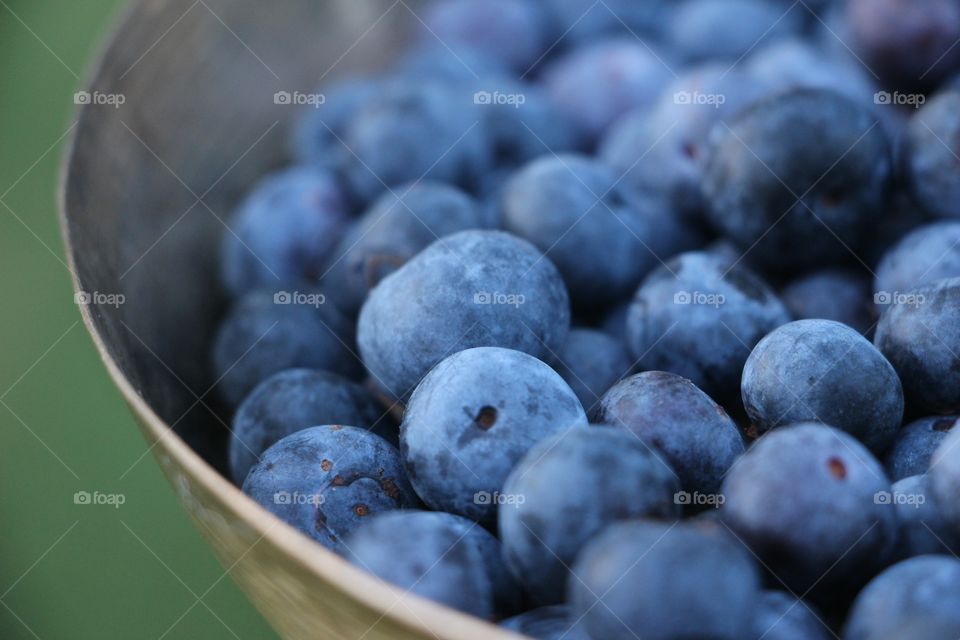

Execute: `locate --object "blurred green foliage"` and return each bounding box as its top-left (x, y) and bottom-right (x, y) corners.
top-left (0, 1), bottom-right (275, 637)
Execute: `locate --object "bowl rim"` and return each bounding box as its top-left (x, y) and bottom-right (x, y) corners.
top-left (57, 2), bottom-right (526, 638)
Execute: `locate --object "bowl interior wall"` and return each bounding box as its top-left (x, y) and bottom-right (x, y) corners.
top-left (66, 0), bottom-right (420, 470)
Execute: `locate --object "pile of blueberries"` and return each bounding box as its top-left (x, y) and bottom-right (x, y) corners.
top-left (211, 0), bottom-right (960, 638)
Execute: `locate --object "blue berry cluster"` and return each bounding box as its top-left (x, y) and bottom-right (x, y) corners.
top-left (209, 0), bottom-right (960, 637)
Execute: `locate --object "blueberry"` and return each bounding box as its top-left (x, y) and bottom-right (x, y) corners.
top-left (930, 426), bottom-right (960, 535)
top-left (625, 251), bottom-right (791, 409)
top-left (875, 222), bottom-right (960, 303)
top-left (220, 167), bottom-right (350, 297)
top-left (325, 181), bottom-right (488, 316)
top-left (401, 347), bottom-right (587, 524)
top-left (542, 0), bottom-right (674, 44)
top-left (863, 195), bottom-right (933, 268)
top-left (884, 415), bottom-right (958, 481)
top-left (601, 105), bottom-right (708, 227)
top-left (599, 301), bottom-right (630, 345)
top-left (357, 230), bottom-right (571, 400)
top-left (473, 166), bottom-right (512, 228)
top-left (750, 590), bottom-right (830, 640)
top-left (720, 423), bottom-right (898, 601)
top-left (540, 39), bottom-right (673, 143)
top-left (903, 90), bottom-right (960, 219)
top-left (228, 369), bottom-right (394, 485)
top-left (499, 428), bottom-right (680, 604)
top-left (501, 154), bottom-right (698, 307)
top-left (241, 425), bottom-right (418, 553)
top-left (845, 0), bottom-right (960, 90)
top-left (745, 38), bottom-right (877, 106)
top-left (593, 371), bottom-right (745, 497)
top-left (741, 319), bottom-right (904, 453)
top-left (874, 277), bottom-right (960, 414)
top-left (211, 288), bottom-right (361, 407)
top-left (569, 519), bottom-right (760, 640)
top-left (552, 329), bottom-right (632, 409)
top-left (291, 78), bottom-right (380, 169)
top-left (344, 510), bottom-right (517, 619)
top-left (772, 0), bottom-right (833, 15)
top-left (340, 79), bottom-right (490, 203)
top-left (421, 0), bottom-right (549, 73)
top-left (703, 89), bottom-right (894, 271)
top-left (500, 606), bottom-right (589, 640)
top-left (843, 555), bottom-right (960, 640)
top-left (466, 515), bottom-right (525, 617)
top-left (395, 43), bottom-right (511, 85)
top-left (781, 269), bottom-right (874, 335)
top-left (668, 0), bottom-right (804, 64)
top-left (600, 64), bottom-right (762, 228)
top-left (477, 78), bottom-right (583, 166)
top-left (889, 474), bottom-right (959, 558)
top-left (704, 238), bottom-right (745, 264)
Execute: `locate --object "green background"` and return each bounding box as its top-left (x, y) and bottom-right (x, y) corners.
top-left (0, 1), bottom-right (276, 638)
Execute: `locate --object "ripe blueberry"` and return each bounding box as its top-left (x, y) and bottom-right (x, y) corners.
top-left (242, 425), bottom-right (418, 553)
top-left (401, 347), bottom-right (587, 524)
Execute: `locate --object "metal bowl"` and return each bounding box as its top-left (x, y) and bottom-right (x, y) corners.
top-left (60, 1), bottom-right (518, 637)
